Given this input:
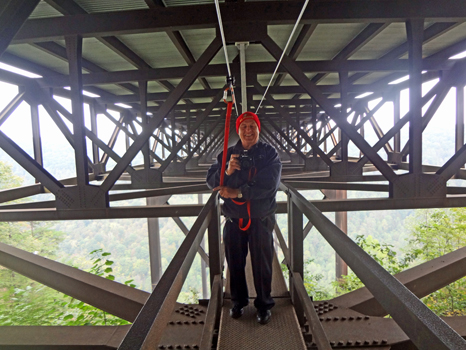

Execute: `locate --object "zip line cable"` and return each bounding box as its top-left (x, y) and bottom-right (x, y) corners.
top-left (214, 0), bottom-right (239, 117)
top-left (256, 0), bottom-right (310, 112)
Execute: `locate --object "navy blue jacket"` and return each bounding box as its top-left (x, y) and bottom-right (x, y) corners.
top-left (206, 140), bottom-right (282, 218)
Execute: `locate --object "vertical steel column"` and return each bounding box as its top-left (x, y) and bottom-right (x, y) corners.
top-left (335, 190), bottom-right (348, 279)
top-left (339, 71), bottom-right (349, 164)
top-left (359, 113), bottom-right (365, 158)
top-left (236, 42), bottom-right (249, 114)
top-left (288, 193), bottom-right (304, 326)
top-left (456, 85), bottom-right (465, 153)
top-left (208, 195), bottom-right (222, 289)
top-left (147, 197), bottom-right (163, 289)
top-left (200, 193), bottom-right (208, 299)
top-left (171, 112), bottom-right (177, 162)
top-left (139, 81), bottom-right (151, 169)
top-left (30, 102), bottom-right (43, 169)
top-left (296, 108), bottom-right (301, 151)
top-left (65, 35), bottom-right (89, 186)
top-left (187, 112), bottom-right (191, 155)
top-left (406, 19), bottom-right (424, 174)
top-left (394, 91), bottom-right (401, 153)
top-left (89, 101), bottom-right (100, 165)
top-left (312, 100), bottom-right (317, 158)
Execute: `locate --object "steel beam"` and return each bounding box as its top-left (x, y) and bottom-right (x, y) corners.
top-left (0, 0), bottom-right (40, 56)
top-left (285, 182), bottom-right (466, 350)
top-left (101, 37), bottom-right (222, 193)
top-left (332, 246), bottom-right (466, 317)
top-left (261, 35), bottom-right (398, 184)
top-left (0, 325), bottom-right (130, 349)
top-left (117, 193), bottom-right (215, 349)
top-left (406, 19), bottom-right (424, 175)
top-left (0, 242), bottom-right (149, 322)
top-left (14, 1), bottom-right (466, 44)
top-left (0, 130), bottom-right (64, 195)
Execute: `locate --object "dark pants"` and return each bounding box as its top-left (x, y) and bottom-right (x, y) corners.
top-left (223, 214), bottom-right (275, 311)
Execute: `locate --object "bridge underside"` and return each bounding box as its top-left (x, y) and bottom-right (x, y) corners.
top-left (1, 0), bottom-right (466, 349)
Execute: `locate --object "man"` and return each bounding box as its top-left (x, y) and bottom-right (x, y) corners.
top-left (206, 111), bottom-right (282, 325)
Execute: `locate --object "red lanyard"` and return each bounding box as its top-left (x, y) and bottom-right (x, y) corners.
top-left (219, 101), bottom-right (233, 187)
top-left (231, 167), bottom-right (257, 231)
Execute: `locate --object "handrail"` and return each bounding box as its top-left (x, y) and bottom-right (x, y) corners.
top-left (274, 221), bottom-right (290, 266)
top-left (283, 182), bottom-right (466, 350)
top-left (200, 274), bottom-right (223, 350)
top-left (117, 192), bottom-right (216, 350)
top-left (292, 273), bottom-right (331, 350)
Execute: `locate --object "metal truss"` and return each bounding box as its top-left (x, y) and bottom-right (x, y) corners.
top-left (1, 0), bottom-right (466, 348)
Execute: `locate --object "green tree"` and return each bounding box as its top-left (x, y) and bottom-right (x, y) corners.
top-left (57, 249), bottom-right (133, 326)
top-left (0, 161), bottom-right (68, 325)
top-left (333, 235), bottom-right (416, 295)
top-left (408, 208), bottom-right (466, 316)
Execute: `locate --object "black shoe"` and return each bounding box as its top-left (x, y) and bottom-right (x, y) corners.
top-left (230, 304), bottom-right (244, 319)
top-left (256, 309), bottom-right (271, 325)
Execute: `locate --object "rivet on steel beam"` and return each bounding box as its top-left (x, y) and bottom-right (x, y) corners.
top-left (158, 346), bottom-right (166, 349)
top-left (364, 340), bottom-right (370, 345)
top-left (356, 316), bottom-right (362, 320)
top-left (192, 321), bottom-right (197, 324)
top-left (326, 317), bottom-right (332, 321)
top-left (184, 321), bottom-right (190, 324)
top-left (333, 317), bottom-right (339, 321)
top-left (176, 345), bottom-right (182, 349)
top-left (184, 345), bottom-right (191, 349)
top-left (382, 339), bottom-right (388, 344)
top-left (364, 316), bottom-right (370, 320)
top-left (330, 341), bottom-right (335, 346)
top-left (324, 301), bottom-right (329, 305)
top-left (347, 341), bottom-right (353, 345)
top-left (337, 341), bottom-right (344, 346)
top-left (341, 317), bottom-right (346, 321)
top-left (319, 318), bottom-right (324, 321)
top-left (168, 346), bottom-right (174, 349)
top-left (355, 340), bottom-right (362, 345)
top-left (349, 316), bottom-right (354, 320)
top-left (193, 345), bottom-right (199, 349)
top-left (177, 321), bottom-right (182, 324)
top-left (373, 340), bottom-right (379, 344)
top-left (169, 321), bottom-right (175, 325)
top-left (199, 320), bottom-right (205, 324)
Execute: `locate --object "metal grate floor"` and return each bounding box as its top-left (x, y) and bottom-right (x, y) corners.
top-left (220, 250), bottom-right (305, 350)
top-left (217, 299), bottom-right (306, 350)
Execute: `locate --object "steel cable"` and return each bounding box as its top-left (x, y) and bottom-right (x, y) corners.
top-left (256, 0), bottom-right (310, 112)
top-left (214, 0), bottom-right (239, 116)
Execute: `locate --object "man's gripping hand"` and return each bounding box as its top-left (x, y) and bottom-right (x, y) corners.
top-left (213, 186), bottom-right (240, 198)
top-left (225, 154), bottom-right (240, 176)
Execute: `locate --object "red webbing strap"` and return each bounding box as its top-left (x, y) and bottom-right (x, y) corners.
top-left (231, 168), bottom-right (257, 231)
top-left (219, 101), bottom-right (233, 186)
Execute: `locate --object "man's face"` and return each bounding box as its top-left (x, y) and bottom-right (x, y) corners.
top-left (238, 119), bottom-right (259, 149)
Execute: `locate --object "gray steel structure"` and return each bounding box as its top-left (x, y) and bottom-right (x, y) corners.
top-left (1, 0), bottom-right (466, 348)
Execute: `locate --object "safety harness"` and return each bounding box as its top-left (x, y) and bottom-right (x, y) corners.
top-left (231, 167), bottom-right (257, 231)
